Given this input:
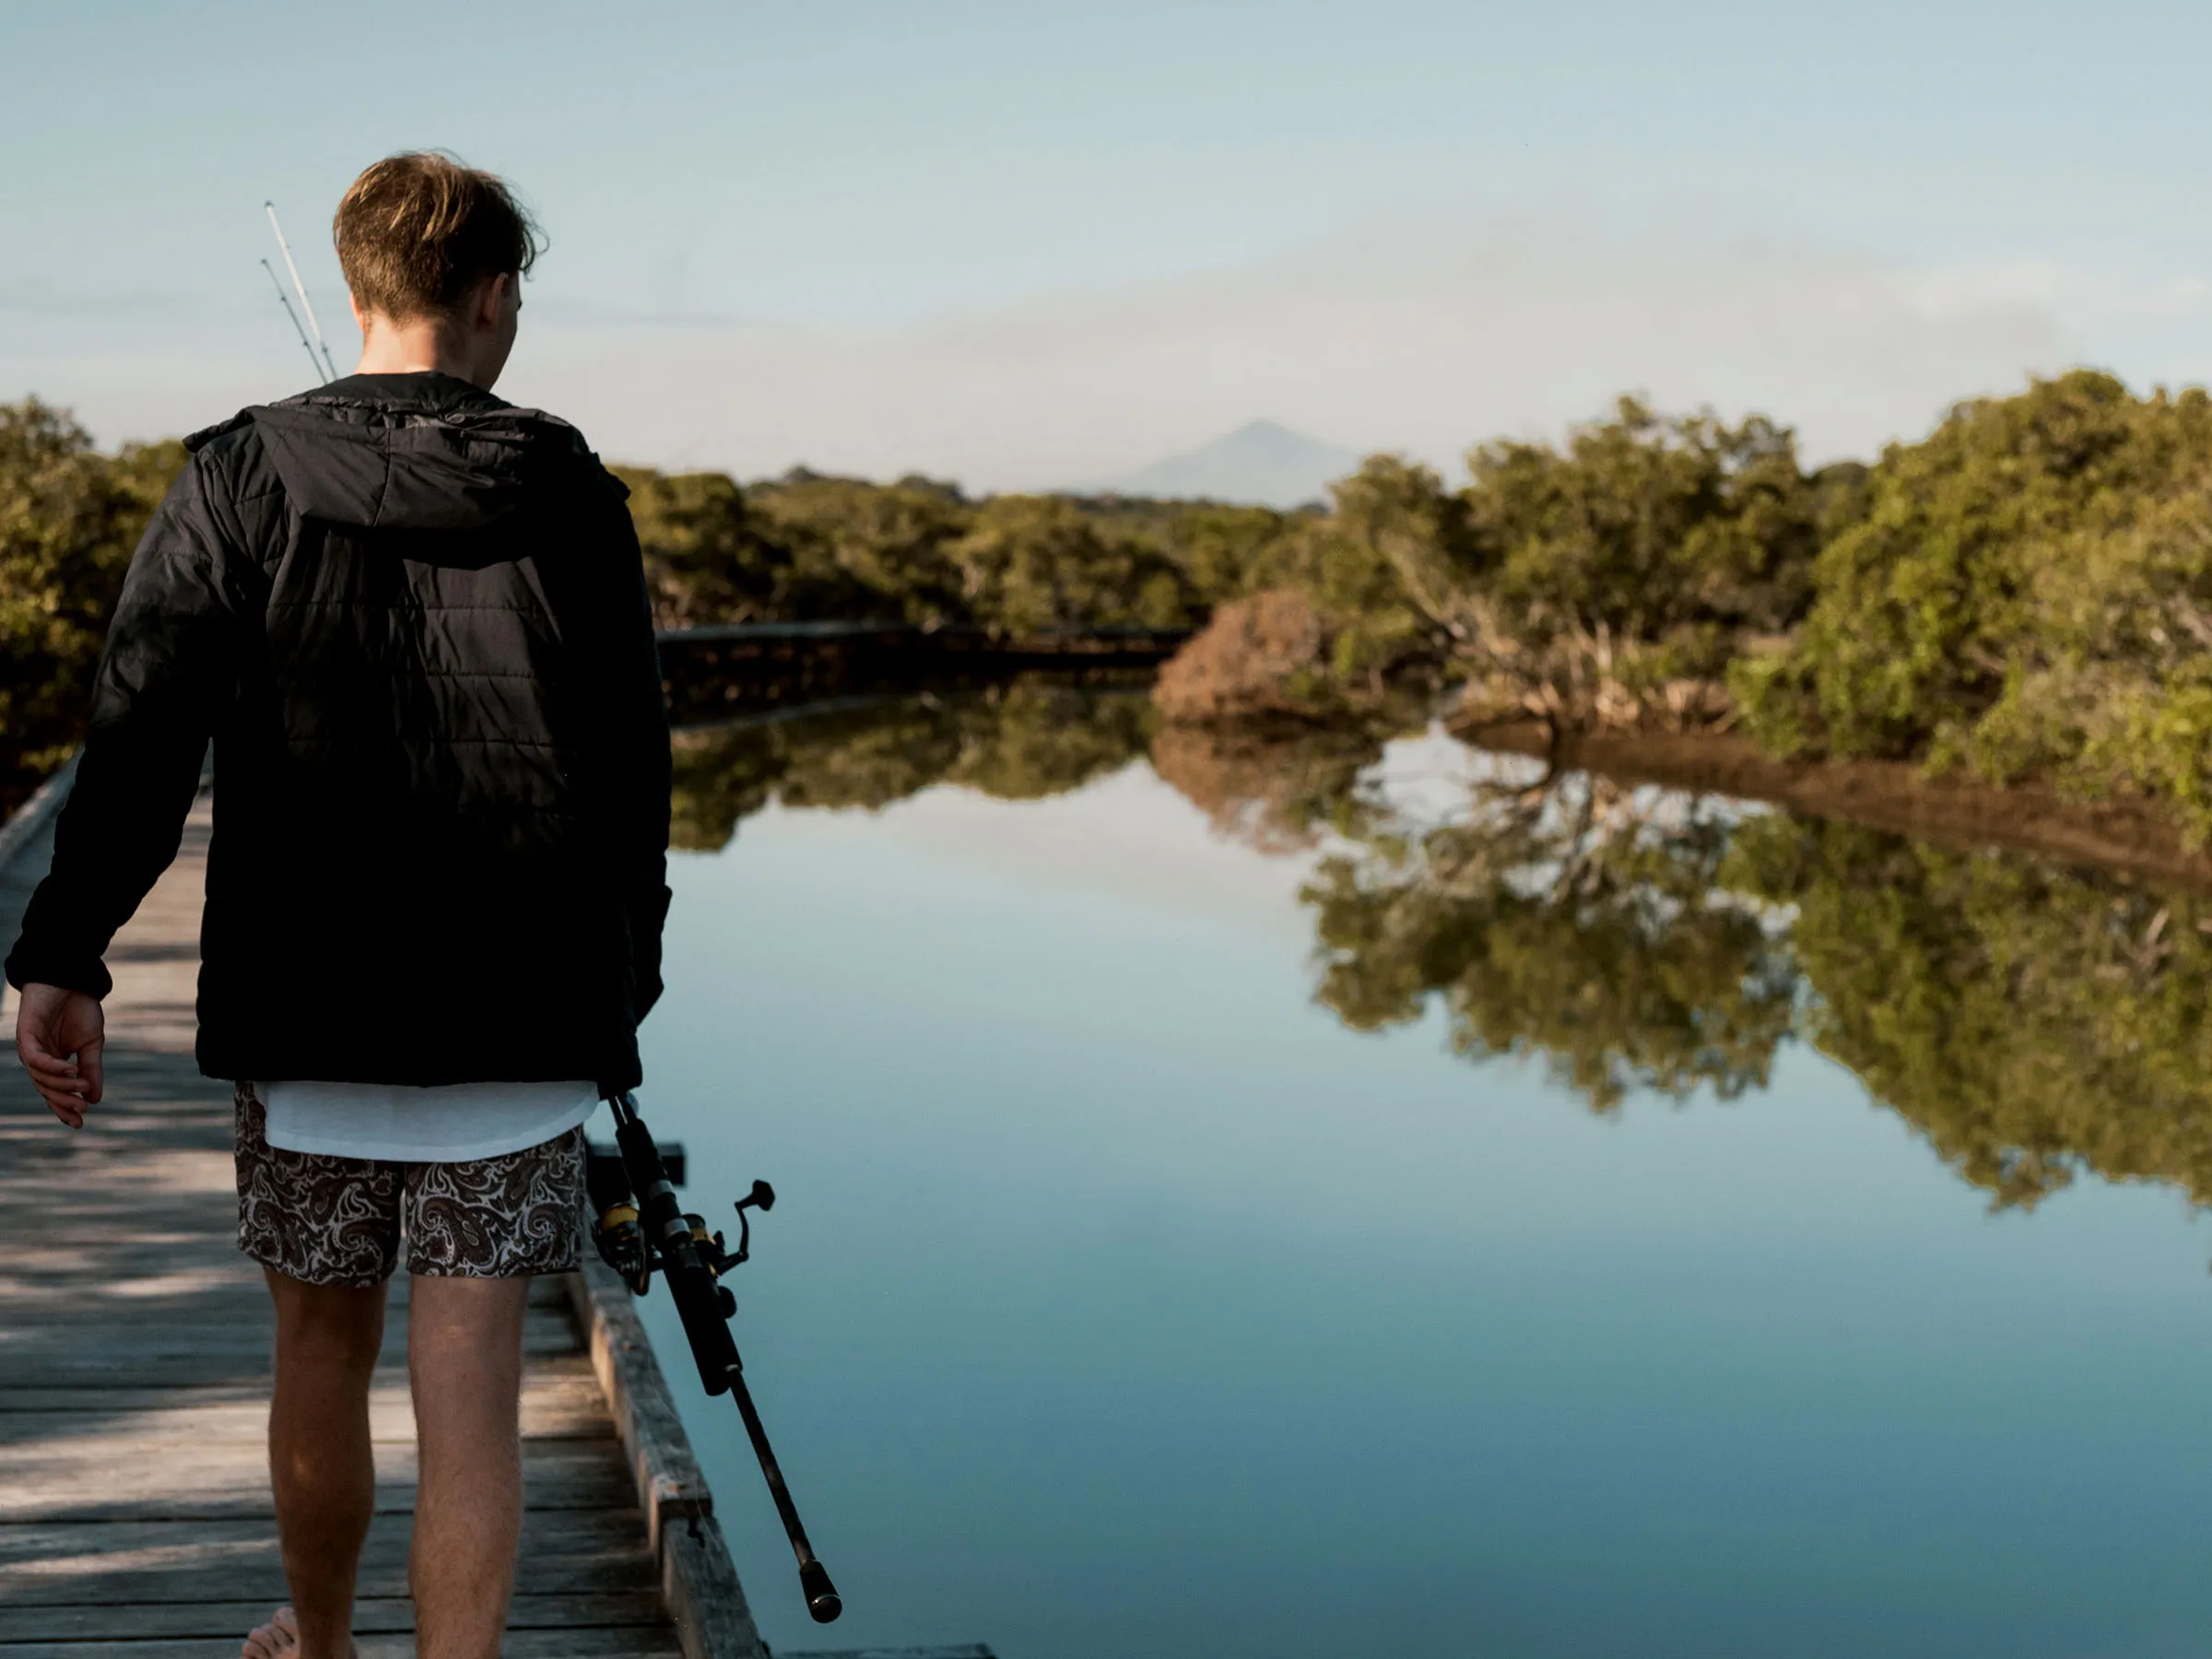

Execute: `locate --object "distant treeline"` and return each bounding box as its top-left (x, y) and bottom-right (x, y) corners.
top-left (620, 466), bottom-right (1280, 636)
top-left (13, 370), bottom-right (2212, 837)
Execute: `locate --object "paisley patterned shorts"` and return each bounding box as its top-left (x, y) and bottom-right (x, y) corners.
top-left (233, 1085), bottom-right (585, 1288)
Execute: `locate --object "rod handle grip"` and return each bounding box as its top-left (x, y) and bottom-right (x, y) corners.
top-left (800, 1558), bottom-right (842, 1623)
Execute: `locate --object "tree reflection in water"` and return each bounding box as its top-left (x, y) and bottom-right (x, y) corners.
top-left (669, 677), bottom-right (1154, 851)
top-left (668, 678), bottom-right (2212, 1216)
top-left (1728, 818), bottom-right (2212, 1210)
top-left (1304, 774), bottom-right (1798, 1112)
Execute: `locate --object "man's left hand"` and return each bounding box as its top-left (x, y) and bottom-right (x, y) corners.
top-left (15, 982), bottom-right (105, 1128)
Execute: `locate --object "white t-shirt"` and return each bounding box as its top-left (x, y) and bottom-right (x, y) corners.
top-left (259, 1079), bottom-right (601, 1162)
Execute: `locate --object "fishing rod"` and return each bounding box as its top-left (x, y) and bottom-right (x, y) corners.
top-left (260, 258), bottom-right (327, 383)
top-left (588, 1089), bottom-right (844, 1625)
top-left (264, 201), bottom-right (337, 381)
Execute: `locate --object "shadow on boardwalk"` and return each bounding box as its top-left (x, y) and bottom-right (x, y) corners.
top-left (0, 783), bottom-right (996, 1659)
top-left (0, 791), bottom-right (684, 1655)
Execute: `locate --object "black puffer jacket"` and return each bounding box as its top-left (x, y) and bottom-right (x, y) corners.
top-left (5, 373), bottom-right (672, 1090)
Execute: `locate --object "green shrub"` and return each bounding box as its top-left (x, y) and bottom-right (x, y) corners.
top-left (1323, 401), bottom-right (1845, 725)
top-left (1732, 371), bottom-right (2212, 836)
top-left (946, 494), bottom-right (1193, 635)
top-left (0, 401), bottom-right (182, 794)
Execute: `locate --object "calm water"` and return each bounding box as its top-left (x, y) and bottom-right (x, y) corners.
top-left (622, 686), bottom-right (2212, 1659)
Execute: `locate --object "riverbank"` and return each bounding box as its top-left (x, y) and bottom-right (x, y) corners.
top-left (1452, 716), bottom-right (2212, 894)
top-left (660, 645), bottom-right (2212, 895)
top-left (657, 622), bottom-right (1183, 729)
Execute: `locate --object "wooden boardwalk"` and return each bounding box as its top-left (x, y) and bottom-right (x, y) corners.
top-left (0, 779), bottom-right (974, 1659)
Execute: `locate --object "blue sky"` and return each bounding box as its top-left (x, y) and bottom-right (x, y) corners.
top-left (5, 1), bottom-right (2209, 485)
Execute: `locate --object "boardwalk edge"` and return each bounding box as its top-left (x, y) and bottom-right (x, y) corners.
top-left (568, 1255), bottom-right (772, 1659)
top-left (0, 752), bottom-right (78, 879)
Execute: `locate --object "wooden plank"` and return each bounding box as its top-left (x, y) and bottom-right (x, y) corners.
top-left (362, 1633), bottom-right (682, 1659)
top-left (569, 1261), bottom-right (771, 1659)
top-left (0, 1377), bottom-right (613, 1438)
top-left (0, 1632), bottom-right (683, 1659)
top-left (0, 1400), bottom-right (611, 1445)
top-left (0, 1439), bottom-right (635, 1518)
top-left (0, 1593), bottom-right (665, 1641)
top-left (0, 1510), bottom-right (659, 1605)
top-left (0, 1305), bottom-right (579, 1338)
top-left (0, 1555), bottom-right (656, 1606)
top-left (0, 1273), bottom-right (574, 1312)
top-left (0, 1327), bottom-right (583, 1389)
top-left (568, 1262), bottom-right (714, 1550)
top-left (0, 1507), bottom-right (644, 1560)
top-left (0, 1541), bottom-right (660, 1606)
top-left (663, 1511), bottom-right (771, 1659)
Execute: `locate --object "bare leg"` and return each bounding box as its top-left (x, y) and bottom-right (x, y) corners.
top-left (407, 1273), bottom-right (530, 1659)
top-left (258, 1269), bottom-right (385, 1659)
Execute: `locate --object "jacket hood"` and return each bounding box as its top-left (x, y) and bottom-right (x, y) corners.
top-left (194, 374), bottom-right (616, 532)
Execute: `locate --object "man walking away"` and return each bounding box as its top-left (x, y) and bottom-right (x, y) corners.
top-left (6, 152), bottom-right (672, 1659)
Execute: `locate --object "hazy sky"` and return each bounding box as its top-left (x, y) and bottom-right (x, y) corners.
top-left (5, 1), bottom-right (2210, 486)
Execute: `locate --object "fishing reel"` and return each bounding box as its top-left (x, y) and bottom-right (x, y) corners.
top-left (586, 1141), bottom-right (776, 1308)
top-left (585, 1091), bottom-right (842, 1624)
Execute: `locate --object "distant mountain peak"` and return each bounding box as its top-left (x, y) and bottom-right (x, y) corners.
top-left (1074, 420), bottom-right (1360, 510)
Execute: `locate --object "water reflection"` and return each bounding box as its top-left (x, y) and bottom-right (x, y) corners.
top-left (1735, 817), bottom-right (2212, 1210)
top-left (670, 679), bottom-right (1153, 851)
top-left (669, 677), bottom-right (2212, 1219)
top-left (1306, 777), bottom-right (1797, 1112)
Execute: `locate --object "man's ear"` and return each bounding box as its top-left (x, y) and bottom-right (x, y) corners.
top-left (348, 290), bottom-right (369, 332)
top-left (478, 273), bottom-right (512, 329)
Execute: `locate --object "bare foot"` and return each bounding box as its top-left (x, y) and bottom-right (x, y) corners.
top-left (241, 1606), bottom-right (297, 1659)
top-left (241, 1608), bottom-right (357, 1659)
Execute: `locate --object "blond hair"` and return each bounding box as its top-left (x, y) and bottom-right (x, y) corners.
top-left (334, 151), bottom-right (542, 322)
